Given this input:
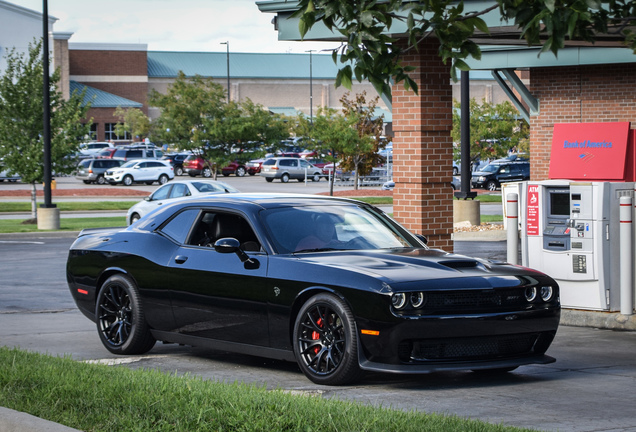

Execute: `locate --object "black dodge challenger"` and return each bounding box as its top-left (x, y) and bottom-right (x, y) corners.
top-left (67, 193), bottom-right (560, 385)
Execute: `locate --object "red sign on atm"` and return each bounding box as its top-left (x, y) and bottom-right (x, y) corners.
top-left (526, 185), bottom-right (540, 236)
top-left (549, 122), bottom-right (631, 181)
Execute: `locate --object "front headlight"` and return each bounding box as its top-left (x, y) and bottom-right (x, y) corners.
top-left (540, 286), bottom-right (554, 302)
top-left (524, 287), bottom-right (537, 302)
top-left (391, 293), bottom-right (407, 309)
top-left (478, 176), bottom-right (486, 182)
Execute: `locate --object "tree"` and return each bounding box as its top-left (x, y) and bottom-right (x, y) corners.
top-left (113, 107), bottom-right (150, 142)
top-left (450, 98), bottom-right (529, 166)
top-left (339, 91), bottom-right (384, 189)
top-left (150, 72), bottom-right (289, 179)
top-left (0, 40), bottom-right (91, 219)
top-left (294, 0), bottom-right (636, 98)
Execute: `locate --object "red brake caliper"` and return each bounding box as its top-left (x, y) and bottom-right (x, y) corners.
top-left (312, 317), bottom-right (322, 354)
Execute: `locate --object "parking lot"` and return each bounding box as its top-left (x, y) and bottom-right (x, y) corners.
top-left (1, 175), bottom-right (636, 431)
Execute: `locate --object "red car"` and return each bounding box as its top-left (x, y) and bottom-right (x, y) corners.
top-left (222, 160), bottom-right (248, 177)
top-left (183, 155), bottom-right (214, 177)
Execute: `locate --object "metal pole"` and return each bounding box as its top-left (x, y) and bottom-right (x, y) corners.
top-left (42, 0), bottom-right (53, 209)
top-left (220, 41), bottom-right (230, 102)
top-left (306, 50), bottom-right (313, 125)
top-left (506, 193), bottom-right (519, 264)
top-left (455, 70), bottom-right (476, 200)
top-left (620, 196), bottom-right (633, 315)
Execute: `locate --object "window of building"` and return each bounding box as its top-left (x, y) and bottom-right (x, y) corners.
top-left (105, 123), bottom-right (131, 141)
top-left (89, 123), bottom-right (97, 140)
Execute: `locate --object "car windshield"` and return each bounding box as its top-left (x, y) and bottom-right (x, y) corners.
top-left (121, 161), bottom-right (139, 168)
top-left (261, 204), bottom-right (418, 254)
top-left (192, 181), bottom-right (240, 193)
top-left (480, 164), bottom-right (500, 173)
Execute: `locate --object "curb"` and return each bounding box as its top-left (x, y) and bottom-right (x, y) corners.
top-left (0, 407), bottom-right (81, 432)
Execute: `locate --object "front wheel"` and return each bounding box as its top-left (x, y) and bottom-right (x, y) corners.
top-left (202, 167), bottom-right (212, 178)
top-left (123, 175), bottom-right (134, 186)
top-left (95, 274), bottom-right (156, 355)
top-left (311, 173), bottom-right (321, 182)
top-left (236, 166), bottom-right (246, 177)
top-left (486, 180), bottom-right (498, 191)
top-left (281, 173), bottom-right (290, 183)
top-left (293, 293), bottom-right (362, 385)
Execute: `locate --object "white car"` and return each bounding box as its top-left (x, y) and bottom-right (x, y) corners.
top-left (78, 142), bottom-right (114, 158)
top-left (105, 160), bottom-right (174, 186)
top-left (126, 179), bottom-right (240, 224)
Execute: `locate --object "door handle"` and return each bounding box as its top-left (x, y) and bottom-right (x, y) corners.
top-left (174, 255), bottom-right (188, 264)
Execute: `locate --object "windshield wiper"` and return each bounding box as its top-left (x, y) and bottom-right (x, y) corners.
top-left (293, 247), bottom-right (342, 253)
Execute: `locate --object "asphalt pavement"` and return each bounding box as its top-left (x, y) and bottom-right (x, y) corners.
top-left (5, 177), bottom-right (636, 431)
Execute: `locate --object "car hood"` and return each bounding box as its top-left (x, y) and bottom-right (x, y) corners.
top-left (295, 248), bottom-right (542, 287)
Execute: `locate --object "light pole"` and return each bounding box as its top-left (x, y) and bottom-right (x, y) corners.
top-left (220, 41), bottom-right (230, 103)
top-left (306, 50), bottom-right (314, 125)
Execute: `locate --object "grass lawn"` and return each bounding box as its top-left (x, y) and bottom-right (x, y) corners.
top-left (0, 347), bottom-right (535, 432)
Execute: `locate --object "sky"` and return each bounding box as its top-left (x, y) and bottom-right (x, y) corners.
top-left (9, 0), bottom-right (341, 54)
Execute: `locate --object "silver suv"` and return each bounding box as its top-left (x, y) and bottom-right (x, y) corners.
top-left (111, 145), bottom-right (163, 161)
top-left (261, 157), bottom-right (322, 183)
top-left (75, 158), bottom-right (124, 185)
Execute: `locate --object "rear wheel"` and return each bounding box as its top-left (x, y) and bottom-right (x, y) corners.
top-left (175, 166), bottom-right (183, 176)
top-left (293, 293), bottom-right (362, 385)
top-left (265, 177), bottom-right (273, 182)
top-left (96, 175), bottom-right (106, 185)
top-left (123, 175), bottom-right (133, 186)
top-left (202, 167), bottom-right (212, 178)
top-left (236, 166), bottom-right (246, 177)
top-left (158, 174), bottom-right (169, 185)
top-left (95, 274), bottom-right (156, 355)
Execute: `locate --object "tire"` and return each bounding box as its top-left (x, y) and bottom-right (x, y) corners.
top-left (95, 274), bottom-right (156, 355)
top-left (188, 173), bottom-right (196, 177)
top-left (311, 173), bottom-right (321, 182)
top-left (145, 181), bottom-right (154, 185)
top-left (472, 366), bottom-right (518, 374)
top-left (158, 174), bottom-right (169, 185)
top-left (202, 167), bottom-right (212, 178)
top-left (453, 167), bottom-right (459, 175)
top-left (175, 166), bottom-right (184, 176)
top-left (265, 177), bottom-right (273, 183)
top-left (83, 180), bottom-right (91, 184)
top-left (130, 213), bottom-right (141, 224)
top-left (486, 180), bottom-right (498, 191)
top-left (236, 166), bottom-right (246, 177)
top-left (293, 293), bottom-right (362, 385)
top-left (281, 173), bottom-right (290, 183)
top-left (96, 175), bottom-right (106, 185)
top-left (123, 175), bottom-right (134, 186)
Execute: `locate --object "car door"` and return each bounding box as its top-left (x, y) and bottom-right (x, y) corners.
top-left (287, 158), bottom-right (301, 179)
top-left (299, 158), bottom-right (314, 179)
top-left (135, 161), bottom-right (151, 180)
top-left (162, 209), bottom-right (270, 346)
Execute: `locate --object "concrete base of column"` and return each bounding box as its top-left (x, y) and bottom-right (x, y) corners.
top-left (453, 199), bottom-right (480, 226)
top-left (37, 207), bottom-right (61, 230)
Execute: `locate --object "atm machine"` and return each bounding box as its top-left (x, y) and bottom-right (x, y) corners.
top-left (520, 180), bottom-right (634, 311)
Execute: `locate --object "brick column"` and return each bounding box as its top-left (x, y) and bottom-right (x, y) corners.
top-left (392, 39), bottom-right (454, 250)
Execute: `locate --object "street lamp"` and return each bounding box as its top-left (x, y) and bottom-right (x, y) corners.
top-left (220, 41), bottom-right (230, 103)
top-left (306, 50), bottom-right (314, 125)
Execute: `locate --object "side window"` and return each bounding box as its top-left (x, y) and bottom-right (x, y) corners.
top-left (151, 184), bottom-right (171, 201)
top-left (159, 209), bottom-right (200, 244)
top-left (300, 159), bottom-right (310, 168)
top-left (128, 150), bottom-right (143, 159)
top-left (170, 183), bottom-right (189, 198)
top-left (138, 162), bottom-right (148, 168)
top-left (188, 211), bottom-right (261, 252)
top-left (279, 160), bottom-right (292, 167)
top-left (94, 161), bottom-right (104, 169)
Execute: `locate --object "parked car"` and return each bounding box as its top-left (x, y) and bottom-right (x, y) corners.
top-left (0, 167), bottom-right (20, 182)
top-left (183, 155), bottom-right (213, 177)
top-left (111, 145), bottom-right (164, 161)
top-left (75, 158), bottom-right (124, 185)
top-left (260, 157), bottom-right (322, 183)
top-left (162, 152), bottom-right (191, 176)
top-left (78, 142), bottom-right (114, 158)
top-left (104, 159), bottom-right (174, 186)
top-left (222, 160), bottom-right (248, 177)
top-left (66, 194), bottom-right (560, 385)
top-left (96, 148), bottom-right (118, 159)
top-left (472, 161), bottom-right (530, 191)
top-left (126, 179), bottom-right (239, 224)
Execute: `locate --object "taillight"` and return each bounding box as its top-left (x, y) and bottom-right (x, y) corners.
top-left (88, 169), bottom-right (93, 173)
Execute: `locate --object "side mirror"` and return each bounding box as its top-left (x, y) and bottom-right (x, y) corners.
top-left (144, 196), bottom-right (151, 202)
top-left (415, 234), bottom-right (428, 245)
top-left (214, 238), bottom-right (259, 269)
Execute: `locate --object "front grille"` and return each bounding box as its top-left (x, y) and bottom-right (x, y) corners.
top-left (424, 289), bottom-right (526, 313)
top-left (399, 333), bottom-right (540, 362)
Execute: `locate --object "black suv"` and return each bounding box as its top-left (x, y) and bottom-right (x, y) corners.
top-left (471, 161), bottom-right (530, 191)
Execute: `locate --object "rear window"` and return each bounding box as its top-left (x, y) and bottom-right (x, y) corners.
top-left (262, 159), bottom-right (276, 166)
top-left (79, 160), bottom-right (91, 168)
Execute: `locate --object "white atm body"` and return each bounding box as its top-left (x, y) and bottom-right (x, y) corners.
top-left (520, 181), bottom-right (633, 311)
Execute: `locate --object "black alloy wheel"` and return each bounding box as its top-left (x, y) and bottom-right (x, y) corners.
top-left (293, 293), bottom-right (362, 385)
top-left (95, 274), bottom-right (155, 355)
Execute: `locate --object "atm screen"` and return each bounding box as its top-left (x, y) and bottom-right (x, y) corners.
top-left (550, 192), bottom-right (570, 216)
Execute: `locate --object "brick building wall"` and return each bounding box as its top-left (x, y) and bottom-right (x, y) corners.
top-left (392, 39), bottom-right (454, 250)
top-left (529, 64), bottom-right (636, 180)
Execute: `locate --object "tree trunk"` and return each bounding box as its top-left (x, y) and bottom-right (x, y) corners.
top-left (30, 182), bottom-right (38, 220)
